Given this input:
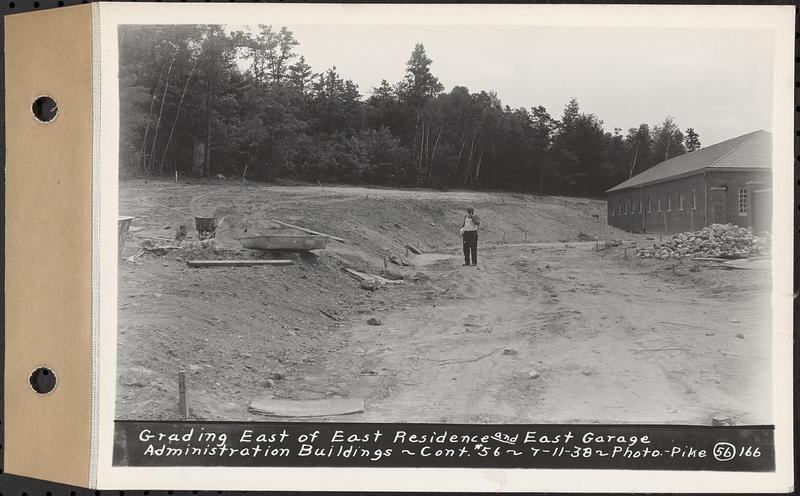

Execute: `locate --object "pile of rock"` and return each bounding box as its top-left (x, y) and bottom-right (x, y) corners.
top-left (636, 224), bottom-right (770, 259)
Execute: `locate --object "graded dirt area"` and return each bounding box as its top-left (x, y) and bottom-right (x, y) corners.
top-left (116, 179), bottom-right (772, 425)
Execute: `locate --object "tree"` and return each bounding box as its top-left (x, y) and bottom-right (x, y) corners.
top-left (625, 124), bottom-right (651, 178)
top-left (309, 67), bottom-right (364, 134)
top-left (199, 25), bottom-right (237, 177)
top-left (395, 44), bottom-right (445, 184)
top-left (549, 99), bottom-right (607, 195)
top-left (269, 27), bottom-right (298, 83)
top-left (684, 128), bottom-right (701, 152)
top-left (600, 128), bottom-right (626, 190)
top-left (397, 43), bottom-right (444, 109)
top-left (529, 106), bottom-right (556, 193)
top-left (233, 25), bottom-right (297, 86)
top-left (118, 26), bottom-right (704, 198)
top-left (560, 97), bottom-right (580, 130)
top-left (649, 116), bottom-right (685, 168)
top-left (287, 56), bottom-right (314, 95)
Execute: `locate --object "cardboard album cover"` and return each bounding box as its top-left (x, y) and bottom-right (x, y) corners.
top-left (3, 2), bottom-right (795, 491)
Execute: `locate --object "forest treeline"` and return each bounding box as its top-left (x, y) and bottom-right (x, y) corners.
top-left (120, 25), bottom-right (702, 196)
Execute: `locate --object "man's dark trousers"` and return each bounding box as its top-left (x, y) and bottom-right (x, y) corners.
top-left (463, 231), bottom-right (478, 265)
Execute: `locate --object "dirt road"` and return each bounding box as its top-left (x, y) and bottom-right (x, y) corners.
top-left (116, 180), bottom-right (772, 425)
top-left (334, 244), bottom-right (771, 424)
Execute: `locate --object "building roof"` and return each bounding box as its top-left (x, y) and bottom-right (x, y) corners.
top-left (606, 130), bottom-right (772, 193)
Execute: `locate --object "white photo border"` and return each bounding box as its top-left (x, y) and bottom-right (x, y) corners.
top-left (94, 2), bottom-right (795, 491)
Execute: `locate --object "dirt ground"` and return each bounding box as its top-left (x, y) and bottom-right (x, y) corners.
top-left (116, 179), bottom-right (772, 425)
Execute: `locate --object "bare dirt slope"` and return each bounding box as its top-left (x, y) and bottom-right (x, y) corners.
top-left (116, 180), bottom-right (772, 424)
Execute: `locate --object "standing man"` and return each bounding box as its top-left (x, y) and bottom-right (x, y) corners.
top-left (460, 206), bottom-right (480, 266)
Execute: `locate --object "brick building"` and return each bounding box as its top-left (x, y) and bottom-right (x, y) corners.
top-left (605, 130), bottom-right (772, 234)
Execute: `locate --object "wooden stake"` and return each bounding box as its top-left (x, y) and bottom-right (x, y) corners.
top-left (178, 371), bottom-right (189, 419)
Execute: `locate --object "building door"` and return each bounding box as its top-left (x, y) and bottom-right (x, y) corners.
top-left (751, 189), bottom-right (772, 234)
top-left (709, 188), bottom-right (727, 224)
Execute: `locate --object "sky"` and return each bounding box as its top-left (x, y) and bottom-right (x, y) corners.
top-left (264, 24), bottom-right (775, 146)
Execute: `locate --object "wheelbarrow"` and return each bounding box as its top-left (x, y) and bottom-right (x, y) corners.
top-left (194, 216), bottom-right (225, 240)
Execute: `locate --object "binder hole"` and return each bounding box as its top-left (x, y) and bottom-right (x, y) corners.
top-left (29, 367), bottom-right (57, 394)
top-left (32, 1), bottom-right (39, 6)
top-left (31, 96), bottom-right (58, 123)
top-left (8, 1), bottom-right (15, 7)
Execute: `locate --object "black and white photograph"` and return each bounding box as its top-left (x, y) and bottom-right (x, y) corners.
top-left (100, 4), bottom-right (793, 486)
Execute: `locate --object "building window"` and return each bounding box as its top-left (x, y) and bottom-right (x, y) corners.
top-left (647, 198), bottom-right (652, 213)
top-left (618, 202), bottom-right (622, 215)
top-left (639, 200), bottom-right (642, 214)
top-left (657, 197), bottom-right (661, 212)
top-left (667, 196), bottom-right (672, 211)
top-left (738, 188), bottom-right (748, 215)
top-left (692, 190), bottom-right (697, 210)
top-left (679, 195), bottom-right (685, 211)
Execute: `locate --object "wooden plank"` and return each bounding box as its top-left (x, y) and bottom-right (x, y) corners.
top-left (343, 267), bottom-right (403, 284)
top-left (187, 259), bottom-right (294, 267)
top-left (405, 243), bottom-right (422, 254)
top-left (135, 235), bottom-right (173, 242)
top-left (343, 267), bottom-right (367, 281)
top-left (249, 397), bottom-right (365, 417)
top-left (270, 219), bottom-right (346, 243)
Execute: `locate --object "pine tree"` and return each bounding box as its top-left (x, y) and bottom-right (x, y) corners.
top-left (288, 56), bottom-right (314, 94)
top-left (398, 43), bottom-right (444, 109)
top-left (684, 128), bottom-right (701, 152)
